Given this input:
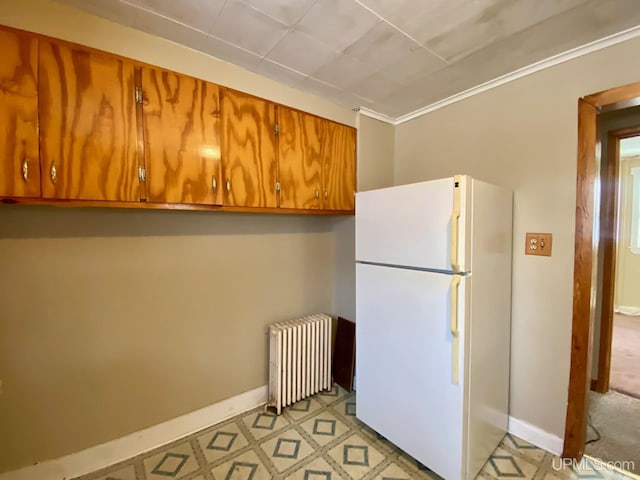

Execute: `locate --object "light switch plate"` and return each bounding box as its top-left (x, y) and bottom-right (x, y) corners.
top-left (525, 232), bottom-right (552, 256)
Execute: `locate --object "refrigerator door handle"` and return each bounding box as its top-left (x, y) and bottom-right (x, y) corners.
top-left (451, 175), bottom-right (463, 272)
top-left (450, 275), bottom-right (461, 384)
top-left (450, 208), bottom-right (460, 272)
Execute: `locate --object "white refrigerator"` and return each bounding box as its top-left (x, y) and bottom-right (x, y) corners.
top-left (355, 175), bottom-right (513, 480)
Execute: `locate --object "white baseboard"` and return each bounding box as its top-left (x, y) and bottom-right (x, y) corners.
top-left (508, 416), bottom-right (564, 456)
top-left (0, 385), bottom-right (268, 480)
top-left (615, 305), bottom-right (640, 316)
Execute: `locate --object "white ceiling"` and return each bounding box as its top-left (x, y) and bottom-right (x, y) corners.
top-left (54, 0), bottom-right (640, 118)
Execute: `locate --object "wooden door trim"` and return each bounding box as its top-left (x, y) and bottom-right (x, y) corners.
top-left (563, 98), bottom-right (597, 459)
top-left (584, 82), bottom-right (640, 109)
top-left (593, 125), bottom-right (640, 394)
top-left (563, 82), bottom-right (640, 458)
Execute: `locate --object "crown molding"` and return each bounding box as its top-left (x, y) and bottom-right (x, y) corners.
top-left (359, 24), bottom-right (640, 127)
top-left (357, 107), bottom-right (398, 125)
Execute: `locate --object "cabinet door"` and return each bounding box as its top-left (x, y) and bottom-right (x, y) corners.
top-left (141, 67), bottom-right (222, 205)
top-left (0, 28), bottom-right (39, 198)
top-left (220, 89), bottom-right (277, 208)
top-left (278, 106), bottom-right (323, 210)
top-left (39, 40), bottom-right (139, 201)
top-left (322, 122), bottom-right (356, 211)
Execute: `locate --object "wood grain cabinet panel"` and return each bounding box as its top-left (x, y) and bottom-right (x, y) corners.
top-left (141, 67), bottom-right (222, 205)
top-left (39, 40), bottom-right (139, 201)
top-left (221, 89), bottom-right (277, 208)
top-left (0, 28), bottom-right (39, 198)
top-left (322, 122), bottom-right (356, 211)
top-left (278, 107), bottom-right (324, 210)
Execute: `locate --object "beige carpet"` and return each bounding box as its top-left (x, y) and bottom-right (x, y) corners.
top-left (586, 391), bottom-right (640, 474)
top-left (610, 313), bottom-right (640, 399)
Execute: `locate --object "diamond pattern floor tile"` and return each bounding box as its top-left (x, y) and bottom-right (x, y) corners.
top-left (501, 434), bottom-right (548, 464)
top-left (197, 421), bottom-right (249, 464)
top-left (260, 428), bottom-right (315, 473)
top-left (143, 441), bottom-right (200, 480)
top-left (284, 397), bottom-right (325, 421)
top-left (241, 410), bottom-right (290, 440)
top-left (327, 433), bottom-right (385, 480)
top-left (70, 385), bottom-right (638, 480)
top-left (211, 448), bottom-right (272, 480)
top-left (300, 410), bottom-right (350, 446)
top-left (284, 456), bottom-right (346, 480)
top-left (483, 447), bottom-right (539, 480)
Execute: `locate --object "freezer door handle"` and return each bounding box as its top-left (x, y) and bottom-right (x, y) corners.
top-left (450, 275), bottom-right (461, 384)
top-left (450, 209), bottom-right (460, 271)
top-left (450, 175), bottom-right (463, 272)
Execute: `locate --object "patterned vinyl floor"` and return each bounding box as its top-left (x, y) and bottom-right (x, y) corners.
top-left (73, 385), bottom-right (636, 480)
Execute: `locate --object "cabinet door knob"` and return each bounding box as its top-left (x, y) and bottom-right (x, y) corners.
top-left (212, 176), bottom-right (217, 192)
top-left (315, 189), bottom-right (319, 199)
top-left (22, 159), bottom-right (28, 182)
top-left (50, 163), bottom-right (57, 184)
top-left (226, 180), bottom-right (231, 192)
top-left (324, 190), bottom-right (328, 200)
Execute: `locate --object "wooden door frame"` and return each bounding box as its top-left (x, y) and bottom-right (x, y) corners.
top-left (592, 125), bottom-right (640, 394)
top-left (563, 81), bottom-right (640, 458)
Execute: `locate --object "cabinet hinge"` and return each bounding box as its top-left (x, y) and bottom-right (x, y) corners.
top-left (138, 165), bottom-right (146, 182)
top-left (275, 181), bottom-right (281, 193)
top-left (135, 87), bottom-right (143, 104)
top-left (274, 123), bottom-right (280, 136)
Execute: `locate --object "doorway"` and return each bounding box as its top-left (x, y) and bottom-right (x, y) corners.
top-left (584, 130), bottom-right (640, 472)
top-left (563, 81), bottom-right (640, 463)
top-left (593, 125), bottom-right (640, 396)
top-left (601, 134), bottom-right (640, 399)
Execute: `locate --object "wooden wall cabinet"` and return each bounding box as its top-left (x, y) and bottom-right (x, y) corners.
top-left (0, 29), bottom-right (39, 198)
top-left (278, 107), bottom-right (356, 212)
top-left (278, 106), bottom-right (324, 210)
top-left (140, 66), bottom-right (222, 205)
top-left (38, 40), bottom-right (140, 202)
top-left (220, 89), bottom-right (278, 208)
top-left (322, 122), bottom-right (357, 211)
top-left (0, 25), bottom-right (356, 215)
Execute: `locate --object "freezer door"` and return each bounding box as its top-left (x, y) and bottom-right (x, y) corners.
top-left (356, 263), bottom-right (467, 480)
top-left (356, 177), bottom-right (469, 272)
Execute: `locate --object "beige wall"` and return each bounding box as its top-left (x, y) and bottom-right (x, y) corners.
top-left (0, 208), bottom-right (335, 471)
top-left (0, 0), bottom-right (357, 473)
top-left (616, 156), bottom-right (640, 310)
top-left (333, 115), bottom-right (396, 322)
top-left (394, 37), bottom-right (640, 439)
top-left (357, 115), bottom-right (396, 192)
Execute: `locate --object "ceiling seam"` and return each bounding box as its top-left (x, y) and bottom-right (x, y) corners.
top-left (244, 0), bottom-right (321, 63)
top-left (206, 0), bottom-right (228, 35)
top-left (350, 0), bottom-right (450, 65)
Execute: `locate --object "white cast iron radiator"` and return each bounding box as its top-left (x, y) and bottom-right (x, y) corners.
top-left (268, 314), bottom-right (332, 414)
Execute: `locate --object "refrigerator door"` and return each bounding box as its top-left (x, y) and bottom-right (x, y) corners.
top-left (356, 263), bottom-right (467, 480)
top-left (356, 176), bottom-right (470, 273)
